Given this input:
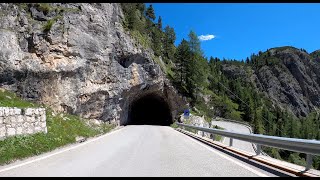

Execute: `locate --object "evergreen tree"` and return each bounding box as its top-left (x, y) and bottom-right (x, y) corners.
top-left (164, 26), bottom-right (176, 44)
top-left (245, 57), bottom-right (250, 64)
top-left (136, 3), bottom-right (146, 14)
top-left (157, 16), bottom-right (162, 30)
top-left (188, 30), bottom-right (203, 56)
top-left (146, 4), bottom-right (156, 21)
top-left (163, 25), bottom-right (176, 61)
top-left (173, 39), bottom-right (191, 95)
top-left (151, 28), bottom-right (163, 56)
top-left (187, 30), bottom-right (207, 101)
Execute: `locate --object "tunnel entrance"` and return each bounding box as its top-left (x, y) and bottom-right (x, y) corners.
top-left (127, 94), bottom-right (172, 126)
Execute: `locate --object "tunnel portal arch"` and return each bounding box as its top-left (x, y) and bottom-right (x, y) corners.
top-left (126, 93), bottom-right (173, 126)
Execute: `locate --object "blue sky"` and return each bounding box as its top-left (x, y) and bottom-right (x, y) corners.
top-left (147, 3), bottom-right (320, 60)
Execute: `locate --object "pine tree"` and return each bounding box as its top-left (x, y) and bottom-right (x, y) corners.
top-left (188, 30), bottom-right (203, 56)
top-left (157, 16), bottom-right (162, 30)
top-left (163, 25), bottom-right (176, 61)
top-left (245, 57), bottom-right (250, 64)
top-left (146, 4), bottom-right (156, 21)
top-left (173, 39), bottom-right (191, 95)
top-left (187, 30), bottom-right (207, 101)
top-left (267, 51), bottom-right (271, 57)
top-left (152, 28), bottom-right (163, 56)
top-left (136, 3), bottom-right (146, 14)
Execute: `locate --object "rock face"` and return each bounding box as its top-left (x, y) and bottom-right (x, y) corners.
top-left (221, 47), bottom-right (320, 117)
top-left (0, 3), bottom-right (187, 125)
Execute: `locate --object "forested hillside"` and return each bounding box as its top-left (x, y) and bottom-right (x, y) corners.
top-left (120, 3), bottom-right (320, 169)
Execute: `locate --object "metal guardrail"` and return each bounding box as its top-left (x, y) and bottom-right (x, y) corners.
top-left (212, 118), bottom-right (270, 157)
top-left (176, 122), bottom-right (320, 170)
top-left (214, 117), bottom-right (287, 156)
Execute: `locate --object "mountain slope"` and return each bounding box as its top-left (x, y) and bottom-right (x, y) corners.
top-left (221, 46), bottom-right (320, 117)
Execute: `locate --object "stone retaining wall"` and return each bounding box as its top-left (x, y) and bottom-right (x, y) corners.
top-left (0, 107), bottom-right (47, 140)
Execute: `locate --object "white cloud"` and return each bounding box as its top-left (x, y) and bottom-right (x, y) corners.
top-left (198, 34), bottom-right (215, 41)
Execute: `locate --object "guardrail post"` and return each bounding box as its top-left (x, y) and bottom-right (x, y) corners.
top-left (256, 144), bottom-right (261, 155)
top-left (211, 134), bottom-right (215, 141)
top-left (305, 154), bottom-right (313, 171)
top-left (229, 138), bottom-right (233, 146)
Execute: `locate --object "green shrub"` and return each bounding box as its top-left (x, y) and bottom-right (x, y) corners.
top-left (36, 3), bottom-right (52, 15)
top-left (42, 15), bottom-right (62, 33)
top-left (170, 123), bottom-right (179, 129)
top-left (43, 19), bottom-right (55, 32)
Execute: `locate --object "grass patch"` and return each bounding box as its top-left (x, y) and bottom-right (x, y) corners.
top-left (164, 61), bottom-right (175, 80)
top-left (0, 89), bottom-right (40, 108)
top-left (42, 15), bottom-right (62, 32)
top-left (36, 3), bottom-right (52, 15)
top-left (170, 122), bottom-right (179, 129)
top-left (214, 135), bottom-right (222, 141)
top-left (153, 56), bottom-right (166, 72)
top-left (15, 3), bottom-right (29, 12)
top-left (0, 90), bottom-right (115, 165)
top-left (130, 30), bottom-right (152, 50)
top-left (43, 18), bottom-right (55, 32)
top-left (0, 109), bottom-right (115, 165)
top-left (58, 7), bottom-right (81, 13)
top-left (211, 125), bottom-right (224, 141)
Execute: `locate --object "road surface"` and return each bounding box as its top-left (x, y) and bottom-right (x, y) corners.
top-left (211, 120), bottom-right (256, 154)
top-left (0, 125), bottom-right (284, 177)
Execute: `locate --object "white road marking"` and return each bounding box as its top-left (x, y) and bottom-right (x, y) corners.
top-left (0, 127), bottom-right (124, 173)
top-left (184, 133), bottom-right (269, 177)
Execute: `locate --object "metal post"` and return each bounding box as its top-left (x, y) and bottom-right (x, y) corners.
top-left (256, 144), bottom-right (261, 155)
top-left (229, 138), bottom-right (233, 146)
top-left (212, 134), bottom-right (216, 141)
top-left (305, 154), bottom-right (313, 171)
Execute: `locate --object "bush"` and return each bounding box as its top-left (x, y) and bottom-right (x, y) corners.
top-left (170, 123), bottom-right (179, 129)
top-left (36, 3), bottom-right (52, 15)
top-left (43, 19), bottom-right (55, 32)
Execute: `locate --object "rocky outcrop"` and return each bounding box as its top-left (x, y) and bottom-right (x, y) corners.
top-left (0, 3), bottom-right (187, 125)
top-left (180, 113), bottom-right (212, 139)
top-left (221, 47), bottom-right (320, 117)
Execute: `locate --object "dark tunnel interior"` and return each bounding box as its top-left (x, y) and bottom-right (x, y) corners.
top-left (127, 94), bottom-right (172, 126)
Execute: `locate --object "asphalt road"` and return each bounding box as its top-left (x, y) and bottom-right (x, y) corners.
top-left (211, 121), bottom-right (256, 154)
top-left (0, 125), bottom-right (281, 177)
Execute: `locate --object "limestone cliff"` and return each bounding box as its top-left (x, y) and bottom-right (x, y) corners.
top-left (221, 47), bottom-right (320, 117)
top-left (0, 3), bottom-right (186, 125)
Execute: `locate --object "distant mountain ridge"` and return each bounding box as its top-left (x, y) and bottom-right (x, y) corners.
top-left (221, 46), bottom-right (320, 117)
